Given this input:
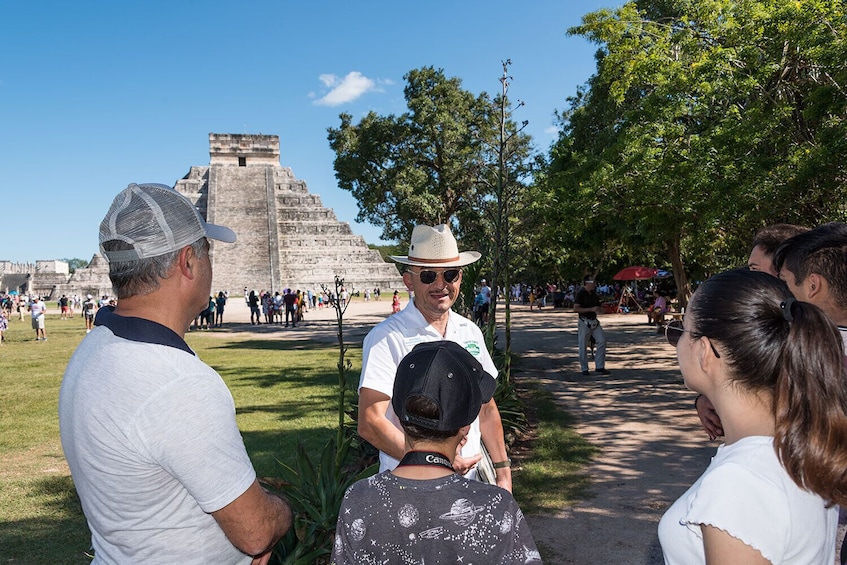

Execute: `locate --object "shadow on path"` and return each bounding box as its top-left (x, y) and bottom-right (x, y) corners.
top-left (508, 308), bottom-right (713, 564)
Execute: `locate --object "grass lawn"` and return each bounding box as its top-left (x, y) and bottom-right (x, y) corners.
top-left (0, 311), bottom-right (596, 564)
top-left (0, 314), bottom-right (358, 564)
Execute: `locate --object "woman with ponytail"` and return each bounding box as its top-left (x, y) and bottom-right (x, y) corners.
top-left (659, 268), bottom-right (847, 564)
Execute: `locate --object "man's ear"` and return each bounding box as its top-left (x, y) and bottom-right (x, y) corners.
top-left (402, 272), bottom-right (414, 291)
top-left (457, 424), bottom-right (472, 439)
top-left (805, 273), bottom-right (824, 300)
top-left (176, 245), bottom-right (195, 280)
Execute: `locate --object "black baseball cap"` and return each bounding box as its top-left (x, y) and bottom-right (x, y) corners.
top-left (392, 341), bottom-right (496, 431)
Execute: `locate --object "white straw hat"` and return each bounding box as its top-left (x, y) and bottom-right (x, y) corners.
top-left (99, 183), bottom-right (236, 263)
top-left (389, 224), bottom-right (481, 268)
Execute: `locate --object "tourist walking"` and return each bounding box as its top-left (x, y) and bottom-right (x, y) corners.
top-left (573, 276), bottom-right (608, 375)
top-left (82, 294), bottom-right (97, 333)
top-left (28, 295), bottom-right (47, 341)
top-left (391, 290), bottom-right (401, 314)
top-left (0, 308), bottom-right (8, 344)
top-left (248, 290), bottom-right (261, 324)
top-left (215, 290), bottom-right (227, 327)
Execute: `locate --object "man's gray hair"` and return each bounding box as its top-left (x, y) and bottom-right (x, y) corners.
top-left (102, 238), bottom-right (208, 299)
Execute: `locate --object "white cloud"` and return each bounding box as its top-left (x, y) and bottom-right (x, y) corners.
top-left (545, 125), bottom-right (561, 135)
top-left (313, 71), bottom-right (379, 106)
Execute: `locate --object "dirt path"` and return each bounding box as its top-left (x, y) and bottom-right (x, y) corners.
top-left (507, 307), bottom-right (712, 563)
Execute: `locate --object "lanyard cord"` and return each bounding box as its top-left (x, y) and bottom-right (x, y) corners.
top-left (396, 451), bottom-right (454, 472)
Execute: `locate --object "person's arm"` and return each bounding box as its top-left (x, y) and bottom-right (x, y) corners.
top-left (573, 302), bottom-right (601, 316)
top-left (701, 524), bottom-right (771, 565)
top-left (211, 479), bottom-right (293, 558)
top-left (694, 394), bottom-right (724, 440)
top-left (357, 387), bottom-right (406, 461)
top-left (478, 398), bottom-right (512, 492)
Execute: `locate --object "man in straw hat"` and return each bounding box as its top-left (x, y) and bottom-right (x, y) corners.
top-left (358, 224), bottom-right (513, 491)
top-left (335, 341), bottom-right (540, 564)
top-left (59, 183), bottom-right (291, 564)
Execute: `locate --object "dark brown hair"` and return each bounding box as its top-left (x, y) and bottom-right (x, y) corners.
top-left (400, 395), bottom-right (460, 442)
top-left (689, 268), bottom-right (847, 505)
top-left (773, 222), bottom-right (847, 309)
top-left (751, 224), bottom-right (809, 256)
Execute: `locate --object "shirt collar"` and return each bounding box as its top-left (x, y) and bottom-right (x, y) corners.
top-left (94, 306), bottom-right (194, 355)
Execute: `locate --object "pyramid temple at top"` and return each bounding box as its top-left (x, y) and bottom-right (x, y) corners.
top-left (174, 133), bottom-right (403, 295)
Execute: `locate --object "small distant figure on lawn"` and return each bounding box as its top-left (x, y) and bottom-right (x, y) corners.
top-left (391, 289), bottom-right (401, 314)
top-left (29, 295), bottom-right (47, 341)
top-left (82, 294), bottom-right (97, 333)
top-left (332, 341), bottom-right (542, 565)
top-left (0, 307), bottom-right (8, 344)
top-left (214, 290), bottom-right (226, 327)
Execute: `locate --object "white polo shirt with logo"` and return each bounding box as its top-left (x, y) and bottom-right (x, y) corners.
top-left (358, 300), bottom-right (497, 474)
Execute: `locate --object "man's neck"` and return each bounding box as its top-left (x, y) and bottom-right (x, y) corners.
top-left (114, 292), bottom-right (192, 338)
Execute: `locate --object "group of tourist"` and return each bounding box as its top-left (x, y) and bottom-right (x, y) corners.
top-left (52, 180), bottom-right (847, 564)
top-left (244, 288), bottom-right (316, 327)
top-left (56, 186), bottom-right (529, 564)
top-left (0, 292), bottom-right (111, 342)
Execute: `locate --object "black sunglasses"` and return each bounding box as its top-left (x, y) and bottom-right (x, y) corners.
top-left (665, 320), bottom-right (721, 358)
top-left (409, 269), bottom-right (462, 285)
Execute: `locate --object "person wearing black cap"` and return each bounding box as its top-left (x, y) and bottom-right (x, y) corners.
top-left (333, 341), bottom-right (541, 565)
top-left (59, 183), bottom-right (292, 564)
top-left (573, 275), bottom-right (608, 375)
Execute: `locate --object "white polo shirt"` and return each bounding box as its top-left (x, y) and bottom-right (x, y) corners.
top-left (359, 300), bottom-right (497, 473)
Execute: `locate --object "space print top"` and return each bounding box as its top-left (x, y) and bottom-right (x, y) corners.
top-left (331, 471), bottom-right (542, 565)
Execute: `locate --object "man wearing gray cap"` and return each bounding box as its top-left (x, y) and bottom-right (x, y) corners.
top-left (357, 224), bottom-right (512, 492)
top-left (59, 183), bottom-right (291, 564)
top-left (334, 341), bottom-right (541, 564)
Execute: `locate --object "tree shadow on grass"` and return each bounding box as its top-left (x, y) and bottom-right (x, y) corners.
top-left (212, 338), bottom-right (336, 352)
top-left (1, 475), bottom-right (92, 564)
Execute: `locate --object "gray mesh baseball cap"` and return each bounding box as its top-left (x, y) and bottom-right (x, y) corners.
top-left (99, 183), bottom-right (236, 262)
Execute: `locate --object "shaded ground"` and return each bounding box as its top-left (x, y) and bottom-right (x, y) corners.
top-left (506, 307), bottom-right (711, 563)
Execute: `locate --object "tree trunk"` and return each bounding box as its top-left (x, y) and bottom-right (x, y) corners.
top-left (666, 235), bottom-right (692, 309)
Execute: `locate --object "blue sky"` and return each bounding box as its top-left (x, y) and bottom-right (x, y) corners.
top-left (1, 0), bottom-right (620, 264)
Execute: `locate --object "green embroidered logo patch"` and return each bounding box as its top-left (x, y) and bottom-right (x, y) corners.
top-left (465, 342), bottom-right (481, 355)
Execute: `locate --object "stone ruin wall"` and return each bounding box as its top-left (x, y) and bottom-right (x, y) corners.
top-left (176, 133), bottom-right (403, 295)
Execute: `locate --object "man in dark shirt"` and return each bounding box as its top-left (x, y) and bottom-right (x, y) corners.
top-left (282, 289), bottom-right (298, 327)
top-left (573, 276), bottom-right (608, 376)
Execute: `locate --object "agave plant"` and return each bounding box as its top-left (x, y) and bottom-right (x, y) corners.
top-left (273, 436), bottom-right (376, 564)
top-left (272, 276), bottom-right (378, 564)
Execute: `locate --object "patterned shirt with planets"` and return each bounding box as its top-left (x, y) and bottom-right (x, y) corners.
top-left (331, 471), bottom-right (542, 564)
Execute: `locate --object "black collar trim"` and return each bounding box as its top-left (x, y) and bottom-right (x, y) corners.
top-left (94, 306), bottom-right (194, 355)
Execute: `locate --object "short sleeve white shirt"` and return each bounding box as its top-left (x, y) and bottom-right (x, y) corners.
top-left (59, 309), bottom-right (256, 564)
top-left (658, 436), bottom-right (837, 564)
top-left (359, 300), bottom-right (497, 473)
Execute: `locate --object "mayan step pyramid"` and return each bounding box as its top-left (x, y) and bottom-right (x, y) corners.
top-left (174, 133), bottom-right (403, 295)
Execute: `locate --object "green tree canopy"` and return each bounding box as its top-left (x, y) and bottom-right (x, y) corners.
top-left (541, 0), bottom-right (847, 302)
top-left (328, 66), bottom-right (498, 244)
